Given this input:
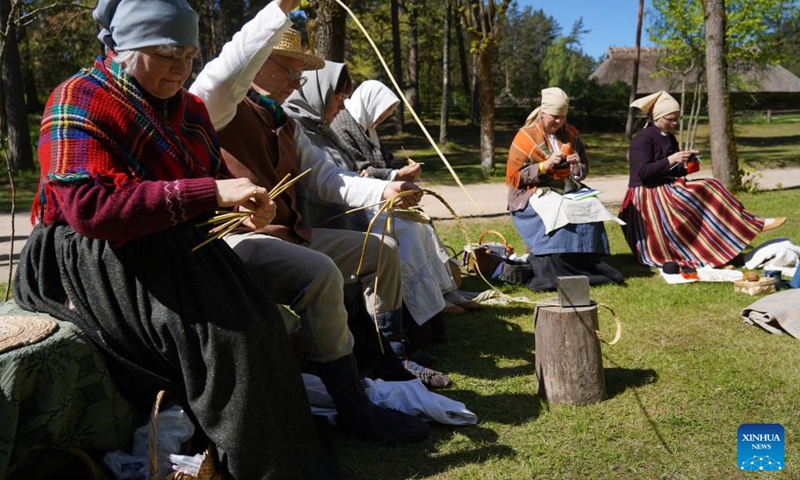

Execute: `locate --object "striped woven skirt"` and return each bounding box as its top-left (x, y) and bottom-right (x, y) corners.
top-left (618, 177), bottom-right (764, 268)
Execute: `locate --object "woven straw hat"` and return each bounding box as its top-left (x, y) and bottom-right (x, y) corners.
top-left (0, 315), bottom-right (58, 354)
top-left (272, 29), bottom-right (325, 71)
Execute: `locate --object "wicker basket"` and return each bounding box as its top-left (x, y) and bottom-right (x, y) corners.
top-left (734, 277), bottom-right (776, 296)
top-left (465, 230), bottom-right (515, 279)
top-left (150, 391), bottom-right (222, 480)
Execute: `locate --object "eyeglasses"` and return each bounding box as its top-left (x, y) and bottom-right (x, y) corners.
top-left (662, 116), bottom-right (681, 123)
top-left (269, 57), bottom-right (307, 87)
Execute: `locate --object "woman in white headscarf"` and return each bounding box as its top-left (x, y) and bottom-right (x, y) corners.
top-left (620, 90), bottom-right (784, 269)
top-left (330, 80), bottom-right (419, 181)
top-left (506, 87), bottom-right (624, 291)
top-left (329, 80), bottom-right (477, 315)
top-left (284, 63), bottom-right (458, 387)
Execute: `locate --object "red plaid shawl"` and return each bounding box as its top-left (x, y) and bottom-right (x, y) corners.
top-left (35, 53), bottom-right (227, 223)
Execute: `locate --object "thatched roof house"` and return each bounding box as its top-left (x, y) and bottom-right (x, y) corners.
top-left (591, 47), bottom-right (800, 109)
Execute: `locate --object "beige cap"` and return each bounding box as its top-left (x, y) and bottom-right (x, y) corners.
top-left (271, 29), bottom-right (325, 71)
top-left (631, 91), bottom-right (680, 120)
top-left (525, 87), bottom-right (570, 126)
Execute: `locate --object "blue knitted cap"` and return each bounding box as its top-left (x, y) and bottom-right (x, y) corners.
top-left (93, 0), bottom-right (199, 51)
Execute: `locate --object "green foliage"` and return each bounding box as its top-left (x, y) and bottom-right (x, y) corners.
top-left (19, 1), bottom-right (98, 103)
top-left (541, 19), bottom-right (596, 93)
top-left (649, 0), bottom-right (791, 74)
top-left (496, 5), bottom-right (558, 103)
top-left (770, 1), bottom-right (800, 76)
top-left (738, 163), bottom-right (763, 193)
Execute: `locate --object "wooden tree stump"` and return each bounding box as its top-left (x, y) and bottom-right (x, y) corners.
top-left (535, 303), bottom-right (606, 405)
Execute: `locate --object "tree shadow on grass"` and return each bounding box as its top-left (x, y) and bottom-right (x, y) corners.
top-left (604, 253), bottom-right (656, 281)
top-left (604, 367), bottom-right (658, 399)
top-left (432, 303), bottom-right (537, 382)
top-left (334, 390), bottom-right (537, 479)
top-left (337, 437), bottom-right (517, 480)
top-left (448, 390), bottom-right (543, 426)
top-left (736, 134), bottom-right (800, 147)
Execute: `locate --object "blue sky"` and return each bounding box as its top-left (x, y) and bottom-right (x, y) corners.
top-left (514, 0), bottom-right (655, 60)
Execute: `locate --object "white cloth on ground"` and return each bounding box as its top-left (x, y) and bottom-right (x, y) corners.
top-left (528, 189), bottom-right (625, 234)
top-left (303, 373), bottom-right (477, 426)
top-left (659, 265), bottom-right (744, 284)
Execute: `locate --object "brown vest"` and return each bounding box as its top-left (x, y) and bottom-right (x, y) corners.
top-left (218, 97), bottom-right (311, 243)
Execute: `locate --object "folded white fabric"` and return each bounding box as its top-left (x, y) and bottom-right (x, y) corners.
top-left (744, 240), bottom-right (800, 279)
top-left (528, 189), bottom-right (625, 234)
top-left (303, 374), bottom-right (478, 426)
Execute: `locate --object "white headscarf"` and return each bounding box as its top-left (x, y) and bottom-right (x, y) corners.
top-left (524, 87), bottom-right (570, 127)
top-left (344, 80), bottom-right (400, 144)
top-left (630, 91), bottom-right (681, 120)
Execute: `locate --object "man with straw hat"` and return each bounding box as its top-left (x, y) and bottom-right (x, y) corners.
top-left (190, 4), bottom-right (437, 445)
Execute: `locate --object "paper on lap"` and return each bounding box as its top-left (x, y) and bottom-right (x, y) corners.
top-left (528, 189), bottom-right (625, 234)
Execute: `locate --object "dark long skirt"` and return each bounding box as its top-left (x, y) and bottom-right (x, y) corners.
top-left (13, 222), bottom-right (339, 480)
top-left (511, 203), bottom-right (623, 291)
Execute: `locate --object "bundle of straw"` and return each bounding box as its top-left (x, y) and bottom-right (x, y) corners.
top-left (192, 169), bottom-right (311, 251)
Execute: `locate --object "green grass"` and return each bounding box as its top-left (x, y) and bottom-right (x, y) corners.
top-left (327, 188), bottom-right (800, 479)
top-left (3, 116), bottom-right (800, 478)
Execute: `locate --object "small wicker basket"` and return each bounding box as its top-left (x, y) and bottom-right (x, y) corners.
top-left (465, 230), bottom-right (515, 279)
top-left (734, 277), bottom-right (776, 296)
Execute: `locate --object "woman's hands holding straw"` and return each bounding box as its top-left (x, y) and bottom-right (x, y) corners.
top-left (193, 170), bottom-right (311, 252)
top-left (383, 181), bottom-right (422, 208)
top-left (215, 178), bottom-right (275, 228)
top-left (395, 163), bottom-right (421, 182)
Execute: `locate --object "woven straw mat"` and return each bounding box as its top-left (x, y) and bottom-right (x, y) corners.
top-left (0, 314), bottom-right (58, 354)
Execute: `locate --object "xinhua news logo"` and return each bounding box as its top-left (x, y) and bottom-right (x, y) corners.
top-left (738, 424), bottom-right (784, 472)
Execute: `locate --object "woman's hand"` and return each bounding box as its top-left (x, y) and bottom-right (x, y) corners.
top-left (565, 153), bottom-right (581, 166)
top-left (668, 149), bottom-right (700, 166)
top-left (383, 181), bottom-right (423, 208)
top-left (395, 163), bottom-right (422, 182)
top-left (215, 178), bottom-right (276, 229)
top-left (543, 152), bottom-right (566, 171)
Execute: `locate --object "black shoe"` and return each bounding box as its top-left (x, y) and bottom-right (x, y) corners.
top-left (336, 402), bottom-right (430, 444)
top-left (316, 354), bottom-right (430, 444)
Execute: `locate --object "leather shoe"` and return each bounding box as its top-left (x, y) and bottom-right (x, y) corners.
top-left (762, 217), bottom-right (787, 232)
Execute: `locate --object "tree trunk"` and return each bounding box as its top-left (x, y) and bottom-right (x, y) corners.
top-left (535, 304), bottom-right (607, 405)
top-left (439, 0), bottom-right (451, 145)
top-left (625, 0), bottom-right (645, 140)
top-left (455, 12), bottom-right (471, 100)
top-left (470, 53), bottom-right (480, 126)
top-left (702, 0), bottom-right (740, 189)
top-left (476, 50), bottom-right (495, 176)
top-left (391, 0), bottom-right (404, 133)
top-left (1, 0), bottom-right (34, 172)
top-left (22, 59), bottom-right (39, 114)
top-left (306, 0), bottom-right (346, 62)
top-left (406, 0), bottom-right (420, 116)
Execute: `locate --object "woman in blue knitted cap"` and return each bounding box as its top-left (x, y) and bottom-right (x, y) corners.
top-left (14, 0), bottom-right (341, 478)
